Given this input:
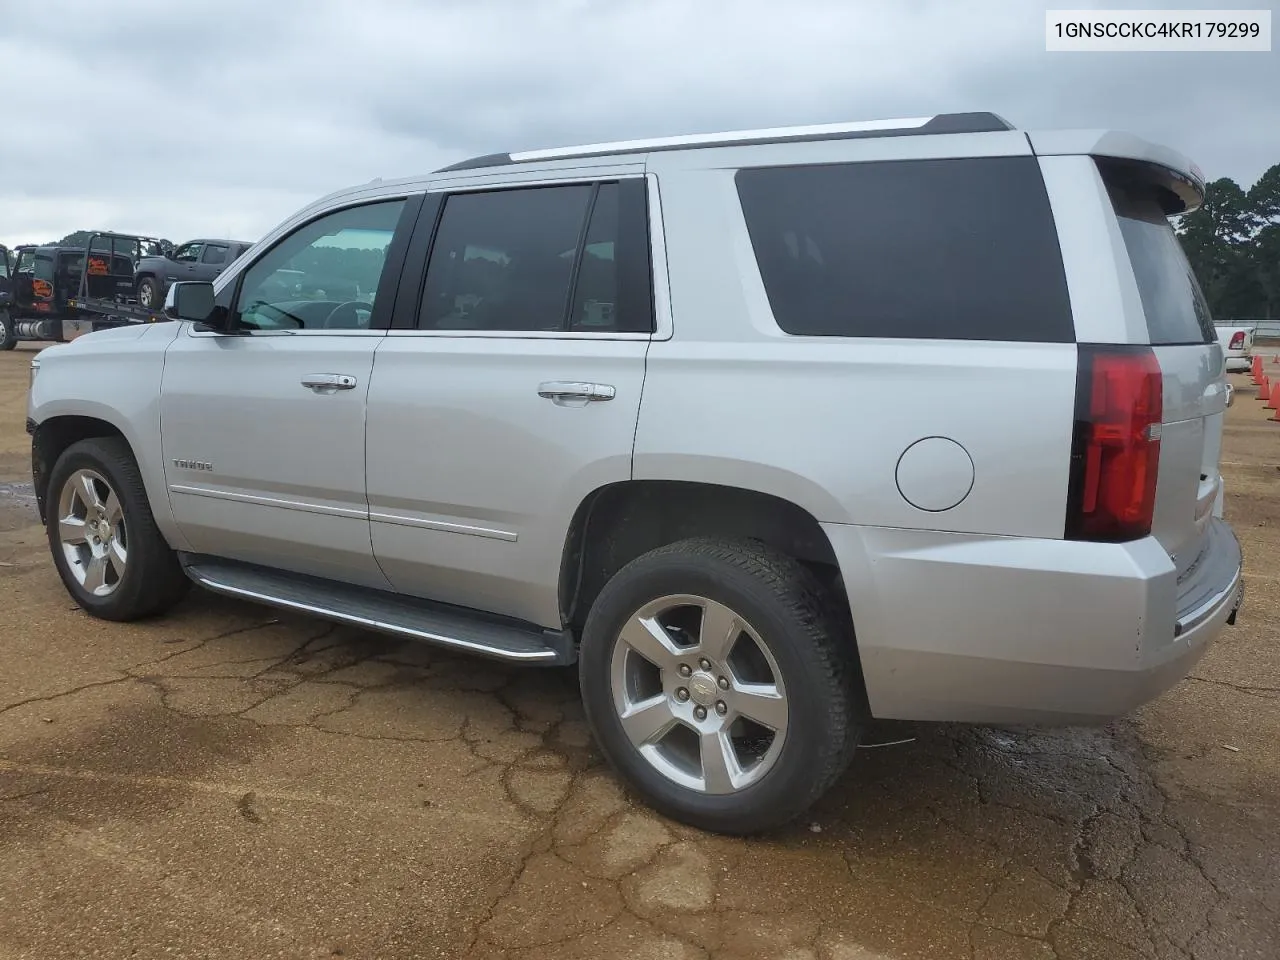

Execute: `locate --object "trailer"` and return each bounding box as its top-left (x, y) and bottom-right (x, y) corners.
top-left (63, 232), bottom-right (171, 339)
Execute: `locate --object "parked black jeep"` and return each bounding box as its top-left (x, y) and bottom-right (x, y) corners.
top-left (133, 238), bottom-right (253, 309)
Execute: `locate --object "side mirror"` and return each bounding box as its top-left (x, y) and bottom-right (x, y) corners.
top-left (164, 281), bottom-right (216, 323)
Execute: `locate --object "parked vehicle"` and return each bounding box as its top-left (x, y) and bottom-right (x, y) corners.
top-left (3, 234), bottom-right (168, 347)
top-left (1215, 321), bottom-right (1255, 372)
top-left (133, 238), bottom-right (253, 310)
top-left (26, 112), bottom-right (1244, 833)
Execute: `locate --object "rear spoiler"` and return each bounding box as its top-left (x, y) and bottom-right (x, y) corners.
top-left (1028, 130), bottom-right (1205, 214)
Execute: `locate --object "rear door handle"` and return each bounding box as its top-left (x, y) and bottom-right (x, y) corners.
top-left (302, 373), bottom-right (358, 392)
top-left (538, 381), bottom-right (616, 404)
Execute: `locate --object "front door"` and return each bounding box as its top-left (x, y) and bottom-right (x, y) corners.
top-left (159, 198), bottom-right (413, 588)
top-left (166, 242), bottom-right (204, 286)
top-left (365, 178), bottom-right (655, 627)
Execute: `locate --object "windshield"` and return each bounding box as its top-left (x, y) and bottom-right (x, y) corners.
top-left (0, 251), bottom-right (8, 279)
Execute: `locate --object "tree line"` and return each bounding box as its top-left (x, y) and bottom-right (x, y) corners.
top-left (1177, 162), bottom-right (1279, 321)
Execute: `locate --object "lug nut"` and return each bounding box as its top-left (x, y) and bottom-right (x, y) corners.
top-left (678, 664), bottom-right (692, 678)
top-left (699, 658), bottom-right (712, 671)
top-left (694, 705), bottom-right (708, 721)
top-left (675, 687), bottom-right (690, 702)
top-left (715, 700), bottom-right (728, 716)
top-left (717, 676), bottom-right (729, 690)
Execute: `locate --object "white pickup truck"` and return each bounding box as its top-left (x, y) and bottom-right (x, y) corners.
top-left (1216, 322), bottom-right (1254, 372)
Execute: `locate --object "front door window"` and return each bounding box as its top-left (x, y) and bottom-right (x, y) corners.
top-left (233, 200), bottom-right (406, 331)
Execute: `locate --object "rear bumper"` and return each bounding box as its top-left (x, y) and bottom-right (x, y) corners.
top-left (824, 517), bottom-right (1243, 725)
top-left (1224, 356), bottom-right (1250, 372)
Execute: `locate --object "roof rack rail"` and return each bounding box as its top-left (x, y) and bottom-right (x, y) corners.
top-left (435, 112), bottom-right (1014, 174)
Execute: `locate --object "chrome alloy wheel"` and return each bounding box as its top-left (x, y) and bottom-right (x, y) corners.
top-left (609, 594), bottom-right (789, 794)
top-left (57, 469), bottom-right (128, 597)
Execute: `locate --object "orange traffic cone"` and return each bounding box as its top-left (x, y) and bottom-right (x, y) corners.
top-left (1269, 388), bottom-right (1280, 411)
top-left (1261, 377), bottom-right (1272, 401)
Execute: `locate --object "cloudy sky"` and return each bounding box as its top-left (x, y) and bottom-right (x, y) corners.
top-left (1, 0), bottom-right (1275, 248)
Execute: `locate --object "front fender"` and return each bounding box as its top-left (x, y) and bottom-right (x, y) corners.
top-left (28, 323), bottom-right (189, 550)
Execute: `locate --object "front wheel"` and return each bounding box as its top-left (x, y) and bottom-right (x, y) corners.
top-left (579, 537), bottom-right (862, 834)
top-left (0, 310), bottom-right (15, 350)
top-left (46, 437), bottom-right (189, 621)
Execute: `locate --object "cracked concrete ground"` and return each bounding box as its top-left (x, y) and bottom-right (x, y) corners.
top-left (1, 342), bottom-right (1278, 960)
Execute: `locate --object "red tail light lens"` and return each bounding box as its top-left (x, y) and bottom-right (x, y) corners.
top-left (1229, 331), bottom-right (1245, 350)
top-left (1066, 346), bottom-right (1163, 542)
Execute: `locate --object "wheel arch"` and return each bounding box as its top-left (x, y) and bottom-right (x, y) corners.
top-left (30, 415), bottom-right (130, 524)
top-left (558, 480), bottom-right (865, 708)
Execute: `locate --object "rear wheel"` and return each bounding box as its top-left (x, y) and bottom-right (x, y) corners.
top-left (0, 311), bottom-right (15, 350)
top-left (46, 437), bottom-right (189, 621)
top-left (579, 537), bottom-right (861, 834)
top-left (136, 277), bottom-right (161, 310)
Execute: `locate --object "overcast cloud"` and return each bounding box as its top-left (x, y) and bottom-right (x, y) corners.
top-left (1, 0), bottom-right (1276, 248)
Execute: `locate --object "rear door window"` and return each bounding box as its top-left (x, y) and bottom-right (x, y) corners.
top-left (418, 181), bottom-right (653, 334)
top-left (1100, 165), bottom-right (1214, 345)
top-left (203, 244), bottom-right (229, 265)
top-left (735, 156), bottom-right (1074, 342)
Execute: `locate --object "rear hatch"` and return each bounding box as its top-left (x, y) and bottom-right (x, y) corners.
top-left (1100, 159), bottom-right (1225, 584)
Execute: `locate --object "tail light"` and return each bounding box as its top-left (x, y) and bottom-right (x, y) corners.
top-left (1229, 331), bottom-right (1245, 350)
top-left (1066, 345), bottom-right (1163, 542)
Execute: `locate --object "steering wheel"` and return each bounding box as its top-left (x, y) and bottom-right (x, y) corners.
top-left (322, 301), bottom-right (374, 329)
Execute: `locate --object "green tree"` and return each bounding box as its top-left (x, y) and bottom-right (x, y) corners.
top-left (1177, 165), bottom-right (1280, 320)
top-left (1246, 167), bottom-right (1280, 318)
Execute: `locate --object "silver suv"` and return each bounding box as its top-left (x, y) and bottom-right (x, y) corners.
top-left (26, 112), bottom-right (1245, 833)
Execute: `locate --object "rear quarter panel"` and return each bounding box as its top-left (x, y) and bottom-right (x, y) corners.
top-left (635, 150), bottom-right (1079, 538)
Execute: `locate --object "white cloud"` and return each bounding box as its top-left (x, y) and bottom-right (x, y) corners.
top-left (1, 0), bottom-right (1275, 248)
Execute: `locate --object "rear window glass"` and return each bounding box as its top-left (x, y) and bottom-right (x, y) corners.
top-left (735, 157), bottom-right (1073, 342)
top-left (1101, 166), bottom-right (1214, 345)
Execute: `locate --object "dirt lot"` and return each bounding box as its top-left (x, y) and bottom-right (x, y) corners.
top-left (1, 342), bottom-right (1277, 960)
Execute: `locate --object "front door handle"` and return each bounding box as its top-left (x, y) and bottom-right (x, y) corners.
top-left (302, 373), bottom-right (358, 392)
top-left (538, 381), bottom-right (616, 404)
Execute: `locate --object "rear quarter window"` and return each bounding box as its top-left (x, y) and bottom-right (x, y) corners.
top-left (735, 156), bottom-right (1074, 342)
top-left (1099, 162), bottom-right (1214, 345)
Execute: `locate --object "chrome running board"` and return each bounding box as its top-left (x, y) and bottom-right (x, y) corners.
top-left (180, 555), bottom-right (574, 665)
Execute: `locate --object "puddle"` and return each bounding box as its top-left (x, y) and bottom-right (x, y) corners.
top-left (0, 481), bottom-right (37, 508)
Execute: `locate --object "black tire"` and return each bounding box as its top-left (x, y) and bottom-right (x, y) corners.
top-left (579, 537), bottom-right (862, 834)
top-left (0, 310), bottom-right (15, 350)
top-left (46, 436), bottom-right (189, 621)
top-left (136, 277), bottom-right (162, 310)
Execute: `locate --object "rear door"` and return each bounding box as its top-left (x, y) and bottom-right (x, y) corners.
top-left (198, 242), bottom-right (232, 281)
top-left (364, 176), bottom-right (654, 628)
top-left (1099, 160), bottom-right (1226, 580)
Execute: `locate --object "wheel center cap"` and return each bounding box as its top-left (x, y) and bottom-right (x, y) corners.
top-left (688, 672), bottom-right (717, 707)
